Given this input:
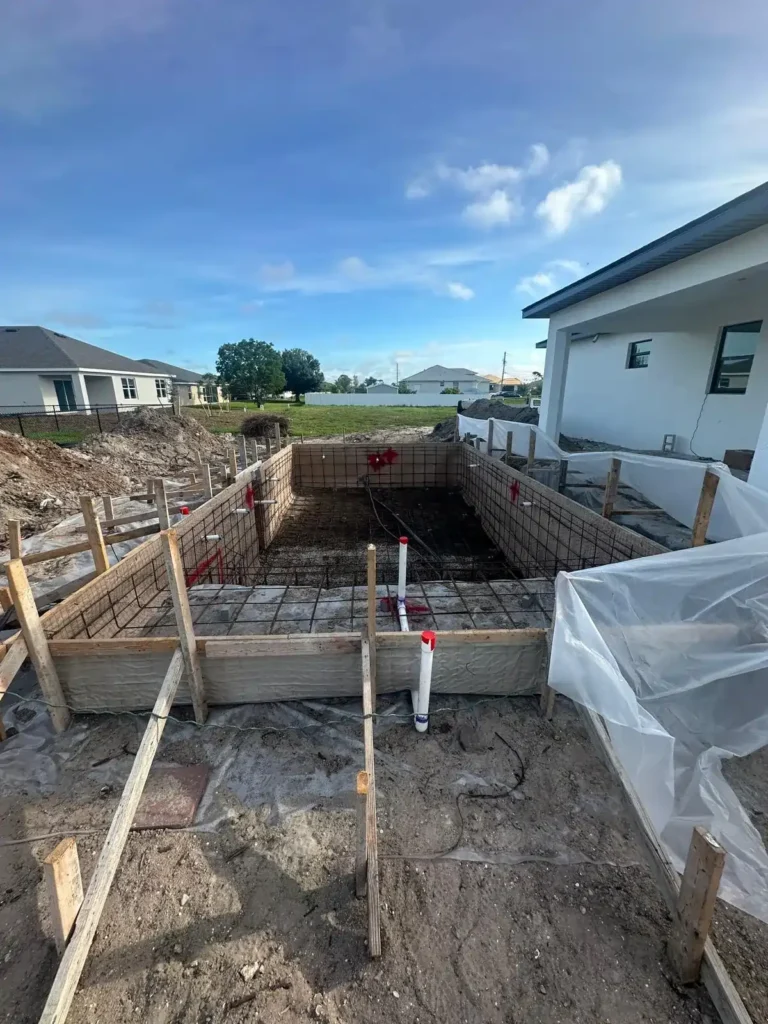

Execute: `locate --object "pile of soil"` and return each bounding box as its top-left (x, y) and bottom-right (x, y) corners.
top-left (79, 408), bottom-right (228, 490)
top-left (0, 433), bottom-right (127, 536)
top-left (431, 399), bottom-right (539, 441)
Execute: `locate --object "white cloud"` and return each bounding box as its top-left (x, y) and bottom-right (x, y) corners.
top-left (463, 189), bottom-right (520, 229)
top-left (405, 178), bottom-right (431, 199)
top-left (260, 260), bottom-right (295, 283)
top-left (445, 281), bottom-right (475, 300)
top-left (526, 143), bottom-right (550, 176)
top-left (536, 160), bottom-right (623, 235)
top-left (516, 272), bottom-right (555, 297)
top-left (437, 161), bottom-right (523, 194)
top-left (548, 258), bottom-right (585, 275)
top-left (338, 256), bottom-right (372, 280)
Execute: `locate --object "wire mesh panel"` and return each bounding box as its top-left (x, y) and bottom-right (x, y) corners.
top-left (292, 443), bottom-right (459, 489)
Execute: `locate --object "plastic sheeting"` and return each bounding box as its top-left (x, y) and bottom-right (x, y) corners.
top-left (458, 415), bottom-right (768, 542)
top-left (549, 531), bottom-right (768, 923)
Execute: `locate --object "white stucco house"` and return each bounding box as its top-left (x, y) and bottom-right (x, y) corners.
top-left (400, 364), bottom-right (492, 394)
top-left (524, 182), bottom-right (768, 489)
top-left (139, 358), bottom-right (222, 406)
top-left (366, 382), bottom-right (398, 394)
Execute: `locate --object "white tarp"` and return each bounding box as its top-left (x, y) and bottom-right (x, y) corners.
top-left (550, 532), bottom-right (768, 923)
top-left (458, 415), bottom-right (768, 542)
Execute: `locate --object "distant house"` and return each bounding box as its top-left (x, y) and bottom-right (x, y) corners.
top-left (482, 373), bottom-right (524, 395)
top-left (0, 326), bottom-right (175, 413)
top-left (139, 359), bottom-right (222, 406)
top-left (366, 382), bottom-right (398, 394)
top-left (399, 364), bottom-right (492, 394)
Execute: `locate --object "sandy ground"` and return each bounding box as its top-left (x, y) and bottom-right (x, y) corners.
top-left (0, 689), bottom-right (745, 1024)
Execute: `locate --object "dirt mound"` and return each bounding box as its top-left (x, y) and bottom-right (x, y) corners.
top-left (0, 432), bottom-right (128, 537)
top-left (431, 399), bottom-right (539, 440)
top-left (79, 409), bottom-right (228, 485)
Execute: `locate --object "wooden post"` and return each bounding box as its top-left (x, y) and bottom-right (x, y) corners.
top-left (273, 422), bottom-right (282, 451)
top-left (160, 530), bottom-right (207, 725)
top-left (238, 433), bottom-right (248, 469)
top-left (367, 544), bottom-right (377, 700)
top-left (505, 431), bottom-right (513, 464)
top-left (360, 629), bottom-right (381, 958)
top-left (146, 477), bottom-right (155, 507)
top-left (488, 418), bottom-right (495, 457)
top-left (463, 432), bottom-right (471, 445)
top-left (264, 434), bottom-right (272, 460)
top-left (602, 458), bottom-right (621, 518)
top-left (557, 459), bottom-right (569, 494)
top-left (539, 630), bottom-right (555, 719)
top-left (80, 497), bottom-right (109, 576)
top-left (668, 826), bottom-right (726, 984)
top-left (202, 464), bottom-right (213, 501)
top-left (692, 470), bottom-right (720, 547)
top-left (6, 560), bottom-right (70, 732)
top-left (154, 479), bottom-right (170, 530)
top-left (250, 439), bottom-right (260, 464)
top-left (44, 839), bottom-right (84, 955)
top-left (228, 448), bottom-right (238, 482)
top-left (0, 586), bottom-right (12, 613)
top-left (102, 495), bottom-right (114, 524)
top-left (7, 520), bottom-right (22, 560)
top-left (355, 770), bottom-right (369, 898)
top-left (39, 648), bottom-right (185, 1024)
top-left (526, 429), bottom-right (536, 475)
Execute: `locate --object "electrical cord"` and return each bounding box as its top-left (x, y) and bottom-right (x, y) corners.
top-left (688, 391), bottom-right (709, 459)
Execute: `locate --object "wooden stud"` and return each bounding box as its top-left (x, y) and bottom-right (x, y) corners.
top-left (367, 544), bottom-right (377, 699)
top-left (21, 539), bottom-right (92, 566)
top-left (360, 629), bottom-right (381, 958)
top-left (669, 826), bottom-right (726, 984)
top-left (539, 629), bottom-right (555, 719)
top-left (0, 637), bottom-right (29, 697)
top-left (692, 470), bottom-right (720, 547)
top-left (602, 458), bottom-right (621, 518)
top-left (488, 418), bottom-right (495, 457)
top-left (102, 496), bottom-right (114, 524)
top-left (355, 770), bottom-right (369, 898)
top-left (102, 523), bottom-right (161, 546)
top-left (6, 560), bottom-right (70, 732)
top-left (146, 477), bottom-right (155, 507)
top-left (264, 434), bottom-right (272, 459)
top-left (80, 497), bottom-right (110, 576)
top-left (611, 507), bottom-right (666, 516)
top-left (160, 530), bottom-right (208, 724)
top-left (238, 433), bottom-right (248, 469)
top-left (44, 839), bottom-right (84, 955)
top-left (202, 464), bottom-right (214, 501)
top-left (154, 478), bottom-right (170, 531)
top-left (249, 439), bottom-right (259, 464)
top-left (38, 647), bottom-right (185, 1024)
top-left (273, 422), bottom-right (282, 451)
top-left (557, 459), bottom-right (569, 494)
top-left (101, 509), bottom-right (159, 530)
top-left (505, 431), bottom-right (513, 464)
top-left (7, 520), bottom-right (22, 560)
top-left (526, 429), bottom-right (536, 475)
top-left (0, 586), bottom-right (12, 613)
top-left (228, 448), bottom-right (238, 482)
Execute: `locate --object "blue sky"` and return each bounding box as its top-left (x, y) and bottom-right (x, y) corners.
top-left (2, 0), bottom-right (768, 385)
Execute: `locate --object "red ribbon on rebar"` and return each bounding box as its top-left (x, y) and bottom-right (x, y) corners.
top-left (367, 448), bottom-right (399, 472)
top-left (379, 596), bottom-right (429, 614)
top-left (509, 480), bottom-right (520, 504)
top-left (245, 483), bottom-right (255, 510)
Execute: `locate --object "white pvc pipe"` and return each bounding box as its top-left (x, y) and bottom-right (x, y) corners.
top-left (397, 536), bottom-right (409, 632)
top-left (412, 630), bottom-right (436, 732)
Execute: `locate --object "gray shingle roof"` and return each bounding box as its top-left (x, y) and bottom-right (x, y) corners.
top-left (0, 326), bottom-right (156, 374)
top-left (401, 364), bottom-right (482, 382)
top-left (139, 358), bottom-right (206, 383)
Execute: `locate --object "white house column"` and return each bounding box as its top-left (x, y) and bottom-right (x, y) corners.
top-left (538, 325), bottom-right (569, 441)
top-left (748, 401), bottom-right (768, 492)
top-left (71, 372), bottom-right (91, 413)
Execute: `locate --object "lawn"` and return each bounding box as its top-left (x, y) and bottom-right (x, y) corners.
top-left (188, 402), bottom-right (457, 437)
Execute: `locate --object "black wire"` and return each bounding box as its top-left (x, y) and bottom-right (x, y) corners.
top-left (688, 392), bottom-right (709, 459)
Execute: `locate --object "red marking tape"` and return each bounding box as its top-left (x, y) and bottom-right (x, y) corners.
top-left (509, 480), bottom-right (520, 504)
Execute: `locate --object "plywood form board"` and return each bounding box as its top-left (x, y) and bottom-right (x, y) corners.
top-left (457, 445), bottom-right (665, 574)
top-left (52, 629), bottom-right (546, 710)
top-left (292, 443), bottom-right (459, 491)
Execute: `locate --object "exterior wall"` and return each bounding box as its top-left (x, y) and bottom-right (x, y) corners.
top-left (110, 373), bottom-right (172, 406)
top-left (366, 383), bottom-right (397, 394)
top-left (0, 372), bottom-right (47, 410)
top-left (305, 392), bottom-right (469, 406)
top-left (84, 375), bottom-right (118, 406)
top-left (561, 319), bottom-right (768, 458)
top-left (406, 379), bottom-right (491, 394)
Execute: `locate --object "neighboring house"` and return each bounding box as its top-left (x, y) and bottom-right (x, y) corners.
top-left (139, 359), bottom-right (222, 406)
top-left (366, 382), bottom-right (398, 394)
top-left (0, 326), bottom-right (175, 412)
top-left (523, 182), bottom-right (768, 490)
top-left (483, 373), bottom-right (524, 394)
top-left (399, 364), bottom-right (492, 394)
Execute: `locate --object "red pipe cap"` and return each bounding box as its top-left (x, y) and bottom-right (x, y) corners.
top-left (421, 630), bottom-right (436, 650)
top-left (180, 506), bottom-right (190, 515)
top-left (399, 536), bottom-right (408, 544)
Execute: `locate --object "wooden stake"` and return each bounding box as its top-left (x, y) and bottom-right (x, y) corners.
top-left (264, 434), bottom-right (272, 459)
top-left (488, 418), bottom-right (495, 457)
top-left (360, 629), bottom-right (381, 958)
top-left (692, 470), bottom-right (720, 547)
top-left (80, 497), bottom-right (109, 576)
top-left (273, 422), bottom-right (282, 451)
top-left (539, 629), bottom-right (555, 719)
top-left (505, 431), bottom-right (513, 464)
top-left (557, 459), bottom-right (569, 494)
top-left (0, 586), bottom-right (12, 613)
top-left (39, 648), bottom-right (185, 1024)
top-left (202, 464), bottom-right (213, 501)
top-left (228, 448), bottom-right (238, 482)
top-left (7, 520), bottom-right (21, 560)
top-left (355, 770), bottom-right (369, 898)
top-left (102, 495), bottom-right (114, 524)
top-left (154, 479), bottom-right (170, 531)
top-left (602, 458), bottom-right (621, 518)
top-left (160, 530), bottom-right (207, 724)
top-left (238, 433), bottom-right (248, 469)
top-left (146, 477), bottom-right (155, 507)
top-left (44, 839), bottom-right (84, 955)
top-left (6, 560), bottom-right (70, 732)
top-left (367, 544), bottom-right (377, 700)
top-left (526, 429), bottom-right (536, 475)
top-left (250, 439), bottom-right (259, 464)
top-left (669, 826), bottom-right (726, 984)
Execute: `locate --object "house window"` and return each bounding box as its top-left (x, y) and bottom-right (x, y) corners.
top-left (188, 387), bottom-right (194, 400)
top-left (710, 321), bottom-right (762, 395)
top-left (627, 340), bottom-right (651, 369)
top-left (121, 377), bottom-right (138, 400)
top-left (155, 378), bottom-right (169, 400)
top-left (453, 380), bottom-right (459, 388)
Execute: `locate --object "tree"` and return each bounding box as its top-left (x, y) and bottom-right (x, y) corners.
top-left (364, 376), bottom-right (381, 387)
top-left (526, 370), bottom-right (543, 398)
top-left (397, 381), bottom-right (415, 394)
top-left (199, 371), bottom-right (219, 403)
top-left (321, 381), bottom-right (339, 393)
top-left (352, 374), bottom-right (367, 393)
top-left (216, 339), bottom-right (286, 406)
top-left (281, 348), bottom-right (324, 402)
top-left (335, 374), bottom-right (352, 393)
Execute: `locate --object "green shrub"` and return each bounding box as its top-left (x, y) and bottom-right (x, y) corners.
top-left (241, 412), bottom-right (289, 437)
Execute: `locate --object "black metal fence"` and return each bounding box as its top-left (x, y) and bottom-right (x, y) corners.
top-left (0, 403), bottom-right (175, 439)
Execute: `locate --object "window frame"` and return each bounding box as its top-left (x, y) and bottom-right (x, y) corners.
top-left (626, 339), bottom-right (652, 369)
top-left (154, 377), bottom-right (169, 400)
top-left (121, 376), bottom-right (138, 400)
top-left (709, 321), bottom-right (763, 396)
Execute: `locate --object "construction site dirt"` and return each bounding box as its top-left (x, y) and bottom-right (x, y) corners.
top-left (1, 690), bottom-right (749, 1024)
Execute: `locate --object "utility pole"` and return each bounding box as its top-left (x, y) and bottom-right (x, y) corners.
top-left (396, 362), bottom-right (399, 385)
top-left (499, 351), bottom-right (507, 391)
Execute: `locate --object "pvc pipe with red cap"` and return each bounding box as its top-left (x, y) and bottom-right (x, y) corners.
top-left (413, 630), bottom-right (436, 732)
top-left (397, 536), bottom-right (409, 632)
